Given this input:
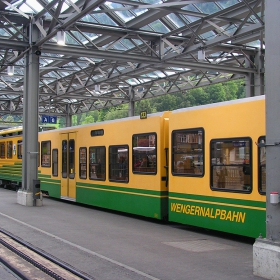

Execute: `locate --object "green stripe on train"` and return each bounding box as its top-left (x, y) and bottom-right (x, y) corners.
top-left (168, 193), bottom-right (266, 238)
top-left (40, 176), bottom-right (61, 198)
top-left (0, 163), bottom-right (22, 182)
top-left (77, 182), bottom-right (168, 220)
top-left (40, 179), bottom-right (168, 220)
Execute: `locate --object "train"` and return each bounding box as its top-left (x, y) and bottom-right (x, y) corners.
top-left (0, 95), bottom-right (266, 238)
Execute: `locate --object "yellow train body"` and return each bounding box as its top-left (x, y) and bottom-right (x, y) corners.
top-left (0, 96), bottom-right (266, 237)
top-left (168, 97), bottom-right (265, 236)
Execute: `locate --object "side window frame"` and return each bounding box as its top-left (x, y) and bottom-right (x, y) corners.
top-left (79, 147), bottom-right (87, 179)
top-left (0, 142), bottom-right (5, 159)
top-left (172, 128), bottom-right (204, 177)
top-left (38, 142), bottom-right (40, 167)
top-left (41, 141), bottom-right (51, 167)
top-left (17, 140), bottom-right (22, 159)
top-left (132, 133), bottom-right (157, 174)
top-left (109, 145), bottom-right (129, 183)
top-left (69, 139), bottom-right (75, 179)
top-left (52, 149), bottom-right (58, 177)
top-left (210, 137), bottom-right (252, 193)
top-left (7, 141), bottom-right (13, 159)
top-left (258, 136), bottom-right (266, 195)
top-left (62, 140), bottom-right (67, 178)
top-left (89, 146), bottom-right (106, 181)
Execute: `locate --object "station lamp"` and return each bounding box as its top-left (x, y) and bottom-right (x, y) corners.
top-left (7, 65), bottom-right (14, 76)
top-left (57, 30), bottom-right (66, 46)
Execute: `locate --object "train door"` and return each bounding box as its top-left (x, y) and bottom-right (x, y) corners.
top-left (60, 132), bottom-right (76, 200)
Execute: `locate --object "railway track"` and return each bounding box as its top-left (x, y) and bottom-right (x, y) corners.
top-left (0, 229), bottom-right (94, 280)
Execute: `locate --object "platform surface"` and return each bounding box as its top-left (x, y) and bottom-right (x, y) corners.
top-left (0, 188), bottom-right (265, 280)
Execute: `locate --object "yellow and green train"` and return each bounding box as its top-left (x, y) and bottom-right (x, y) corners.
top-left (0, 96), bottom-right (266, 238)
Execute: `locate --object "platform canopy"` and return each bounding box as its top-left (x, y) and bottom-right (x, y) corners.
top-left (0, 0), bottom-right (264, 119)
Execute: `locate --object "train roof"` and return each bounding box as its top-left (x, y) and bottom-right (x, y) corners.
top-left (0, 125), bottom-right (56, 136)
top-left (39, 111), bottom-right (170, 133)
top-left (172, 95), bottom-right (265, 114)
top-left (0, 126), bottom-right (23, 136)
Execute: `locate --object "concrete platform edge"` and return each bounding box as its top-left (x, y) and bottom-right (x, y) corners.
top-left (253, 238), bottom-right (280, 280)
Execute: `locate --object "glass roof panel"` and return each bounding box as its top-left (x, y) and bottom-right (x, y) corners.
top-left (149, 20), bottom-right (170, 33)
top-left (65, 33), bottom-right (81, 45)
top-left (90, 8), bottom-right (119, 26)
top-left (106, 2), bottom-right (135, 22)
top-left (0, 29), bottom-right (11, 37)
top-left (141, 0), bottom-right (162, 4)
top-left (111, 42), bottom-right (127, 51)
top-left (132, 8), bottom-right (148, 16)
top-left (217, 0), bottom-right (240, 9)
top-left (167, 14), bottom-right (185, 28)
top-left (26, 0), bottom-right (44, 12)
top-left (181, 4), bottom-right (203, 23)
top-left (70, 31), bottom-right (91, 45)
top-left (194, 3), bottom-right (220, 14)
top-left (245, 40), bottom-right (261, 48)
top-left (201, 30), bottom-right (217, 40)
top-left (8, 1), bottom-right (43, 13)
top-left (140, 25), bottom-right (153, 32)
top-left (121, 39), bottom-right (136, 50)
top-left (81, 15), bottom-right (98, 23)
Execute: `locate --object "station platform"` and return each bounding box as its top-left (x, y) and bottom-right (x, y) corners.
top-left (0, 188), bottom-right (265, 280)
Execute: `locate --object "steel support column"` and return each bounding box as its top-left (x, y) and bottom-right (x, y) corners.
top-left (245, 53), bottom-right (265, 97)
top-left (255, 50), bottom-right (265, 96)
top-left (17, 23), bottom-right (41, 207)
top-left (65, 105), bottom-right (72, 127)
top-left (129, 87), bottom-right (134, 117)
top-left (253, 1), bottom-right (280, 278)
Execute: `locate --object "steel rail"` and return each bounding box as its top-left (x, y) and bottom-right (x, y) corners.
top-left (0, 228), bottom-right (94, 280)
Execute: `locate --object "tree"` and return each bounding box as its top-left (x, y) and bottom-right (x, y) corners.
top-left (151, 94), bottom-right (177, 112)
top-left (60, 80), bottom-right (246, 123)
top-left (84, 115), bottom-right (95, 124)
top-left (190, 87), bottom-right (210, 106)
top-left (223, 80), bottom-right (238, 100)
top-left (135, 99), bottom-right (155, 115)
top-left (103, 105), bottom-right (129, 120)
top-left (235, 80), bottom-right (246, 98)
top-left (205, 83), bottom-right (227, 103)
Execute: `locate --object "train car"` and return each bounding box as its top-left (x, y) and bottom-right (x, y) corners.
top-left (168, 95), bottom-right (266, 238)
top-left (0, 126), bottom-right (23, 189)
top-left (38, 112), bottom-right (170, 220)
top-left (0, 96), bottom-right (266, 238)
top-left (0, 125), bottom-right (56, 189)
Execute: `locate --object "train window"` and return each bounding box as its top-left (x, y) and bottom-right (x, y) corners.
top-left (17, 140), bottom-right (22, 159)
top-left (89, 146), bottom-right (106, 180)
top-left (210, 138), bottom-right (252, 193)
top-left (52, 149), bottom-right (58, 177)
top-left (109, 145), bottom-right (128, 182)
top-left (172, 128), bottom-right (204, 176)
top-left (7, 141), bottom-right (12, 159)
top-left (258, 136), bottom-right (266, 195)
top-left (38, 142), bottom-right (40, 167)
top-left (69, 139), bottom-right (75, 179)
top-left (62, 140), bottom-right (67, 178)
top-left (79, 147), bottom-right (87, 179)
top-left (0, 142), bottom-right (5, 158)
top-left (41, 141), bottom-right (51, 167)
top-left (132, 133), bottom-right (156, 174)
top-left (91, 129), bottom-right (104, 137)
